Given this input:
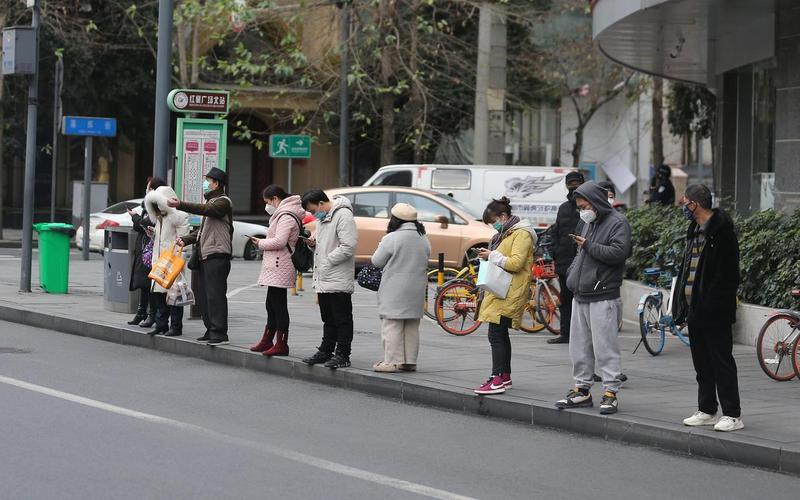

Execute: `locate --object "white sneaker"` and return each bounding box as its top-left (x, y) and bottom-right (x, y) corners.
top-left (714, 416), bottom-right (744, 432)
top-left (683, 411), bottom-right (718, 427)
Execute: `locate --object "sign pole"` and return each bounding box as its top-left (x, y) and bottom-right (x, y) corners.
top-left (20, 0), bottom-right (40, 293)
top-left (82, 136), bottom-right (93, 261)
top-left (152, 0), bottom-right (174, 180)
top-left (288, 158), bottom-right (293, 194)
top-left (50, 57), bottom-right (63, 222)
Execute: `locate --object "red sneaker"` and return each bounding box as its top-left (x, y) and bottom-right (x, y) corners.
top-left (474, 375), bottom-right (506, 395)
top-left (501, 373), bottom-right (512, 388)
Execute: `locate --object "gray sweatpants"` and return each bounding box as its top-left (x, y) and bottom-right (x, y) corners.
top-left (569, 300), bottom-right (623, 393)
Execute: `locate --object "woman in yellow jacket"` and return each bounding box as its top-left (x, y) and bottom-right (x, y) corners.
top-left (474, 197), bottom-right (537, 395)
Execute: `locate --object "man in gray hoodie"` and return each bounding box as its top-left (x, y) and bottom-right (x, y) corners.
top-left (555, 181), bottom-right (632, 415)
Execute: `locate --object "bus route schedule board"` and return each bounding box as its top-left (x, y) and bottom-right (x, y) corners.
top-left (174, 118), bottom-right (228, 207)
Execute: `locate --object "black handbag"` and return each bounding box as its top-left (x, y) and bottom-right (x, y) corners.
top-left (187, 248), bottom-right (200, 270)
top-left (356, 264), bottom-right (382, 291)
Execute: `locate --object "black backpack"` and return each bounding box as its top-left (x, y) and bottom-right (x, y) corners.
top-left (276, 213), bottom-right (314, 273)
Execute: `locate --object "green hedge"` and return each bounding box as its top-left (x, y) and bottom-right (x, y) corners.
top-left (624, 206), bottom-right (800, 309)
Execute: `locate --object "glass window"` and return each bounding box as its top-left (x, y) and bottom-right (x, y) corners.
top-left (352, 192), bottom-right (390, 218)
top-left (432, 169), bottom-right (471, 189)
top-left (373, 170), bottom-right (412, 187)
top-left (103, 202), bottom-right (138, 214)
top-left (433, 193), bottom-right (482, 220)
top-left (396, 193), bottom-right (455, 223)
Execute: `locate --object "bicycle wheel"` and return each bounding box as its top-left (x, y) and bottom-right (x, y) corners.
top-left (638, 295), bottom-right (665, 356)
top-left (756, 313), bottom-right (800, 381)
top-left (424, 268), bottom-right (459, 320)
top-left (535, 281), bottom-right (561, 335)
top-left (434, 280), bottom-right (482, 336)
top-left (520, 288), bottom-right (546, 334)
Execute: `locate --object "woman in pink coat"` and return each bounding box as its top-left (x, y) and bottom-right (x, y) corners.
top-left (249, 185), bottom-right (307, 356)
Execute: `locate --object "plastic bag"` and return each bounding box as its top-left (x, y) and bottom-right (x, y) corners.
top-left (476, 261), bottom-right (512, 299)
top-left (167, 277), bottom-right (195, 307)
top-left (148, 244), bottom-right (186, 289)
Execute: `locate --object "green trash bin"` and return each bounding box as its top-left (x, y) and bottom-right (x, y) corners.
top-left (33, 222), bottom-right (75, 294)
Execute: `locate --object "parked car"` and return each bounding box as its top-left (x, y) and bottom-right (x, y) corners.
top-left (363, 164), bottom-right (579, 230)
top-left (75, 199), bottom-right (268, 260)
top-left (307, 187), bottom-right (496, 268)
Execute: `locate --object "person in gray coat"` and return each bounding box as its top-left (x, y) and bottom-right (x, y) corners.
top-left (371, 203), bottom-right (431, 373)
top-left (300, 189), bottom-right (358, 369)
top-left (554, 181), bottom-right (632, 415)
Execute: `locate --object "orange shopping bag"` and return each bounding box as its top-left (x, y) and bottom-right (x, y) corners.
top-left (148, 244), bottom-right (186, 289)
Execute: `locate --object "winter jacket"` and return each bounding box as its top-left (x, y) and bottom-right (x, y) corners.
top-left (672, 209), bottom-right (740, 325)
top-left (649, 179), bottom-right (676, 206)
top-left (144, 186), bottom-right (190, 293)
top-left (477, 219), bottom-right (536, 330)
top-left (129, 200), bottom-right (154, 291)
top-left (549, 195), bottom-right (580, 275)
top-left (566, 182), bottom-right (632, 303)
top-left (179, 188), bottom-right (233, 259)
top-left (312, 196), bottom-right (358, 294)
top-left (371, 223), bottom-right (431, 319)
top-left (257, 195), bottom-right (306, 288)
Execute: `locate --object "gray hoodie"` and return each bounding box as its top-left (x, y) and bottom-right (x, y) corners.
top-left (566, 182), bottom-right (632, 303)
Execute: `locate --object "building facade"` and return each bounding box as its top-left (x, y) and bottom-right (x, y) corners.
top-left (593, 0), bottom-right (798, 214)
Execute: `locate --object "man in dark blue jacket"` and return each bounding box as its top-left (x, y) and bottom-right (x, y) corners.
top-left (545, 171), bottom-right (584, 344)
top-left (555, 182), bottom-right (631, 415)
top-left (673, 184), bottom-right (743, 432)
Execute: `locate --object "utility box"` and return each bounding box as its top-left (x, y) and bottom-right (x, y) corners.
top-left (2, 27), bottom-right (37, 75)
top-left (104, 227), bottom-right (137, 314)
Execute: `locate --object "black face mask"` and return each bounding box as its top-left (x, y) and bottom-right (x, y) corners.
top-left (567, 187), bottom-right (577, 201)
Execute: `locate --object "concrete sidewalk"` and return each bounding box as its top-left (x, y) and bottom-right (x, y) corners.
top-left (0, 253), bottom-right (798, 474)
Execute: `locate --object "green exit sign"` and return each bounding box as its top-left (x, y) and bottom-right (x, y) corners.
top-left (269, 134), bottom-right (311, 159)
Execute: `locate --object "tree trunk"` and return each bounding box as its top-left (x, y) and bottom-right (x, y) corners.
top-left (571, 125), bottom-right (584, 169)
top-left (378, 0), bottom-right (396, 166)
top-left (652, 77), bottom-right (664, 167)
top-left (177, 20), bottom-right (188, 86)
top-left (191, 16), bottom-right (200, 87)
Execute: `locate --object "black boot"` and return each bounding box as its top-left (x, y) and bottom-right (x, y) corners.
top-left (127, 310), bottom-right (147, 325)
top-left (164, 328), bottom-right (182, 337)
top-left (147, 327), bottom-right (168, 336)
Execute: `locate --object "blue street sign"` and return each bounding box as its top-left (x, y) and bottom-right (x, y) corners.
top-left (62, 116), bottom-right (117, 137)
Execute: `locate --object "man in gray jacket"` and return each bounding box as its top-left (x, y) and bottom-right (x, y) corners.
top-left (555, 181), bottom-right (632, 415)
top-left (300, 189), bottom-right (358, 369)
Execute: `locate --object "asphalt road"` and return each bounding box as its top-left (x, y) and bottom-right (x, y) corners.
top-left (0, 321), bottom-right (794, 500)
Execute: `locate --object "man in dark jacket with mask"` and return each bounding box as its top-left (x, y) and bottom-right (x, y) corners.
top-left (673, 184), bottom-right (743, 432)
top-left (555, 181), bottom-right (631, 415)
top-left (646, 164), bottom-right (675, 206)
top-left (546, 171), bottom-right (584, 344)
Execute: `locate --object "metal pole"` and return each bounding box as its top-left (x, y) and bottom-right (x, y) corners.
top-left (0, 73), bottom-right (5, 241)
top-left (50, 58), bottom-right (63, 222)
top-left (287, 158), bottom-right (293, 193)
top-left (20, 0), bottom-right (41, 293)
top-left (152, 0), bottom-right (174, 180)
top-left (337, 2), bottom-right (349, 187)
top-left (82, 136), bottom-right (93, 261)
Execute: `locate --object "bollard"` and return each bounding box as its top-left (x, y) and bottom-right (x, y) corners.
top-left (437, 252), bottom-right (445, 286)
top-left (297, 271), bottom-right (304, 291)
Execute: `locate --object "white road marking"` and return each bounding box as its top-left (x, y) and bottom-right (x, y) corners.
top-left (226, 283), bottom-right (260, 298)
top-left (0, 374), bottom-right (476, 500)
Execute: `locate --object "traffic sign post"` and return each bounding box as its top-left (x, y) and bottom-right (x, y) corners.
top-left (269, 134), bottom-right (311, 193)
top-left (62, 116), bottom-right (117, 260)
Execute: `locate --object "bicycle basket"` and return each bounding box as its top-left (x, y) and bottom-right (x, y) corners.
top-left (533, 259), bottom-right (556, 279)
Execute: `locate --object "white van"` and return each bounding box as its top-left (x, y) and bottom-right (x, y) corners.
top-left (363, 164), bottom-right (577, 229)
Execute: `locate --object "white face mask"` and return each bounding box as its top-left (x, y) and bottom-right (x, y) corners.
top-left (265, 204), bottom-right (276, 215)
top-left (608, 198), bottom-right (614, 206)
top-left (579, 209), bottom-right (597, 224)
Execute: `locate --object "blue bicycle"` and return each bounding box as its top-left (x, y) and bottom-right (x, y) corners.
top-left (635, 247), bottom-right (691, 356)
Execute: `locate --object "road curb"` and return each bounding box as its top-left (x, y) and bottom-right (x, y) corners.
top-left (0, 302), bottom-right (795, 475)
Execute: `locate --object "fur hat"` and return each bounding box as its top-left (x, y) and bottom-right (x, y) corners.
top-left (391, 203), bottom-right (417, 221)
